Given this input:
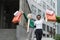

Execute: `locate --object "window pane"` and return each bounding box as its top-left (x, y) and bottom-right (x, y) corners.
top-left (38, 9), bottom-right (41, 14)
top-left (47, 25), bottom-right (49, 32)
top-left (53, 2), bottom-right (55, 8)
top-left (47, 34), bottom-right (49, 37)
top-left (47, 5), bottom-right (50, 9)
top-left (43, 2), bottom-right (46, 10)
top-left (33, 0), bottom-right (37, 2)
top-left (50, 0), bottom-right (52, 6)
top-left (37, 0), bottom-right (41, 3)
top-left (50, 27), bottom-right (52, 32)
top-left (43, 12), bottom-right (45, 18)
top-left (42, 24), bottom-right (46, 31)
top-left (43, 34), bottom-right (45, 37)
top-left (31, 5), bottom-right (37, 15)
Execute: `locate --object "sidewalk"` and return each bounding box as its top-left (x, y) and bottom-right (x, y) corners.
top-left (0, 29), bottom-right (55, 40)
top-left (0, 29), bottom-right (16, 40)
top-left (34, 37), bottom-right (55, 40)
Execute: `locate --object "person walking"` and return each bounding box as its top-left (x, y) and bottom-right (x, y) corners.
top-left (34, 15), bottom-right (44, 40)
top-left (23, 13), bottom-right (35, 40)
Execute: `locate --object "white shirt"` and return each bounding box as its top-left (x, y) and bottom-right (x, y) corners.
top-left (34, 19), bottom-right (44, 29)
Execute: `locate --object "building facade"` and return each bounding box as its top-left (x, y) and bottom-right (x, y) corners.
top-left (56, 0), bottom-right (60, 34)
top-left (27, 0), bottom-right (57, 37)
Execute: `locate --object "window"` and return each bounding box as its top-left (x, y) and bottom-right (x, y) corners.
top-left (43, 2), bottom-right (46, 10)
top-left (45, 0), bottom-right (48, 2)
top-left (50, 8), bottom-right (53, 11)
top-left (37, 0), bottom-right (42, 4)
top-left (53, 2), bottom-right (55, 8)
top-left (54, 11), bottom-right (55, 13)
top-left (31, 5), bottom-right (37, 15)
top-left (50, 27), bottom-right (52, 32)
top-left (38, 9), bottom-right (42, 17)
top-left (43, 12), bottom-right (45, 18)
top-left (37, 0), bottom-right (43, 6)
top-left (47, 25), bottom-right (49, 32)
top-left (47, 34), bottom-right (49, 37)
top-left (47, 5), bottom-right (50, 9)
top-left (46, 0), bottom-right (50, 4)
top-left (42, 24), bottom-right (46, 31)
top-left (33, 0), bottom-right (37, 2)
top-left (46, 0), bottom-right (49, 3)
top-left (43, 34), bottom-right (45, 37)
top-left (38, 9), bottom-right (41, 14)
top-left (50, 0), bottom-right (52, 6)
top-left (53, 29), bottom-right (55, 34)
top-left (33, 0), bottom-right (42, 4)
top-left (33, 0), bottom-right (43, 6)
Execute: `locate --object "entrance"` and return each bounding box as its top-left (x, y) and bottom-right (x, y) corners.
top-left (0, 0), bottom-right (19, 29)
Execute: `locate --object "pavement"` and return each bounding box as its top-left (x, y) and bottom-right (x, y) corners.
top-left (0, 29), bottom-right (55, 40)
top-left (34, 38), bottom-right (55, 40)
top-left (0, 29), bottom-right (16, 40)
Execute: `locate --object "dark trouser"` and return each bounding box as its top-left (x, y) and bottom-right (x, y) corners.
top-left (35, 29), bottom-right (43, 40)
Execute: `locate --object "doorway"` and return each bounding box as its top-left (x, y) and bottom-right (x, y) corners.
top-left (0, 0), bottom-right (19, 29)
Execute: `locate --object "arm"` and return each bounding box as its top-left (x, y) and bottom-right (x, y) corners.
top-left (42, 17), bottom-right (47, 23)
top-left (23, 13), bottom-right (28, 22)
top-left (19, 10), bottom-right (28, 22)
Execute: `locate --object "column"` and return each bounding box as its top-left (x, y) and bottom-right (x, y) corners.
top-left (16, 0), bottom-right (28, 40)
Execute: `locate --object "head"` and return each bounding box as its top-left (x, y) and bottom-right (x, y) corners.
top-left (36, 15), bottom-right (41, 20)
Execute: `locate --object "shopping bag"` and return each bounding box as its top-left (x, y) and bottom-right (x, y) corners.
top-left (12, 11), bottom-right (22, 23)
top-left (45, 9), bottom-right (56, 22)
